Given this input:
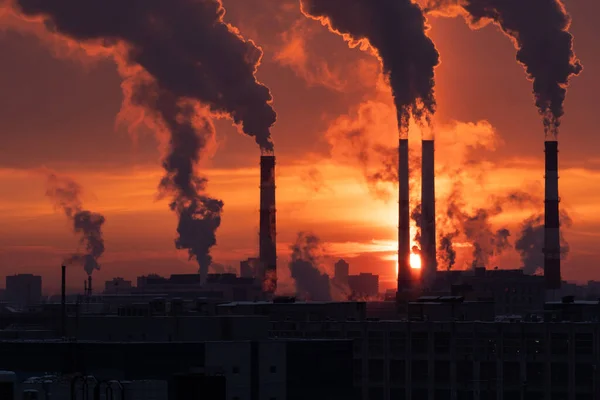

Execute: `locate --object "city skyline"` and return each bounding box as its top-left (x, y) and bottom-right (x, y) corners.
top-left (0, 0), bottom-right (598, 292)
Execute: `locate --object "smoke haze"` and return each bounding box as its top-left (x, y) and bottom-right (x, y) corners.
top-left (289, 232), bottom-right (332, 301)
top-left (45, 173), bottom-right (105, 276)
top-left (515, 210), bottom-right (573, 274)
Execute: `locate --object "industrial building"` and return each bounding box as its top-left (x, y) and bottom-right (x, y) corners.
top-left (4, 274), bottom-right (42, 308)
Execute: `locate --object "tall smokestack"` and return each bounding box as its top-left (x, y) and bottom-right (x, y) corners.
top-left (398, 139), bottom-right (412, 293)
top-left (87, 275), bottom-right (92, 297)
top-left (260, 155), bottom-right (277, 294)
top-left (421, 139), bottom-right (437, 287)
top-left (544, 141), bottom-right (561, 290)
top-left (61, 265), bottom-right (66, 337)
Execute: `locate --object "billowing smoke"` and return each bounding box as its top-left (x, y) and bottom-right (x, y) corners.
top-left (45, 174), bottom-right (105, 276)
top-left (438, 230), bottom-right (458, 270)
top-left (12, 0), bottom-right (277, 278)
top-left (425, 0), bottom-right (582, 137)
top-left (300, 0), bottom-right (439, 134)
top-left (441, 184), bottom-right (538, 269)
top-left (515, 210), bottom-right (572, 274)
top-left (289, 232), bottom-right (332, 301)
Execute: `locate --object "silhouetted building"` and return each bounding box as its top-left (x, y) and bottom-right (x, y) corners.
top-left (348, 273), bottom-right (379, 298)
top-left (240, 257), bottom-right (262, 278)
top-left (5, 274), bottom-right (42, 307)
top-left (544, 296), bottom-right (600, 322)
top-left (104, 277), bottom-right (132, 294)
top-left (334, 259), bottom-right (350, 286)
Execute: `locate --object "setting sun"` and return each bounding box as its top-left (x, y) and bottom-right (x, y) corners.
top-left (410, 253), bottom-right (422, 270)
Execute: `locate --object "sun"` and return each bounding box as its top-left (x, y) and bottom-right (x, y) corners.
top-left (410, 253), bottom-right (422, 269)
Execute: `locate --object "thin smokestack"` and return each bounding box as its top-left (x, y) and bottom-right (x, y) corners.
top-left (87, 275), bottom-right (92, 297)
top-left (83, 280), bottom-right (87, 297)
top-left (398, 139), bottom-right (412, 292)
top-left (421, 139), bottom-right (436, 286)
top-left (260, 155), bottom-right (277, 293)
top-left (544, 140), bottom-right (561, 289)
top-left (61, 265), bottom-right (66, 337)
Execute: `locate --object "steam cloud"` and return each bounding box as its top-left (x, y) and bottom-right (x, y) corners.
top-left (425, 0), bottom-right (582, 137)
top-left (13, 0), bottom-right (277, 278)
top-left (300, 0), bottom-right (439, 134)
top-left (440, 184), bottom-right (538, 270)
top-left (515, 210), bottom-right (573, 274)
top-left (289, 232), bottom-right (332, 301)
top-left (45, 174), bottom-right (105, 276)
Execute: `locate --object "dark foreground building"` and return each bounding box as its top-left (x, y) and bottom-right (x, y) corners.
top-left (0, 339), bottom-right (355, 400)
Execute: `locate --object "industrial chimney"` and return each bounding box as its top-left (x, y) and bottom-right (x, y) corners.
top-left (87, 275), bottom-right (92, 297)
top-left (420, 139), bottom-right (437, 287)
top-left (260, 154), bottom-right (277, 294)
top-left (544, 140), bottom-right (561, 290)
top-left (61, 265), bottom-right (66, 337)
top-left (397, 138), bottom-right (412, 294)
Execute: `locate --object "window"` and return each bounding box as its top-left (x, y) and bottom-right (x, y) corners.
top-left (270, 365), bottom-right (276, 373)
top-left (232, 366), bottom-right (240, 374)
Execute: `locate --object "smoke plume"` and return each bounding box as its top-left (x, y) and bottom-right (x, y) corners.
top-left (289, 232), bottom-right (332, 301)
top-left (438, 230), bottom-right (458, 270)
top-left (515, 210), bottom-right (573, 274)
top-left (12, 0), bottom-right (277, 278)
top-left (300, 0), bottom-right (439, 135)
top-left (45, 173), bottom-right (105, 276)
top-left (425, 0), bottom-right (582, 137)
top-left (411, 203), bottom-right (423, 255)
top-left (441, 184), bottom-right (538, 269)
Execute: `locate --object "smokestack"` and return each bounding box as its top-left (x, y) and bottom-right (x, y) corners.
top-left (260, 155), bottom-right (277, 293)
top-left (87, 275), bottom-right (92, 297)
top-left (61, 265), bottom-right (66, 337)
top-left (421, 139), bottom-right (437, 287)
top-left (544, 140), bottom-right (561, 290)
top-left (398, 139), bottom-right (412, 293)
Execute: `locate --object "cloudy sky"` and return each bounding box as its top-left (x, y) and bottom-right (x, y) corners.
top-left (0, 0), bottom-right (597, 293)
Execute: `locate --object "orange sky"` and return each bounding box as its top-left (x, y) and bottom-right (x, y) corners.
top-left (0, 0), bottom-right (599, 293)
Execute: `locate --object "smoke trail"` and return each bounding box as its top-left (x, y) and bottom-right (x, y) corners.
top-left (12, 0), bottom-right (277, 277)
top-left (300, 0), bottom-right (439, 135)
top-left (289, 232), bottom-right (332, 301)
top-left (425, 0), bottom-right (582, 137)
top-left (515, 210), bottom-right (572, 274)
top-left (45, 173), bottom-right (105, 276)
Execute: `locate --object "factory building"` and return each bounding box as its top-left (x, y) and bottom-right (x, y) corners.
top-left (4, 274), bottom-right (42, 308)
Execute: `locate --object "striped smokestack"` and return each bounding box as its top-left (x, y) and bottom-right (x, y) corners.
top-left (397, 139), bottom-right (412, 293)
top-left (260, 155), bottom-right (277, 293)
top-left (420, 139), bottom-right (436, 287)
top-left (544, 141), bottom-right (561, 289)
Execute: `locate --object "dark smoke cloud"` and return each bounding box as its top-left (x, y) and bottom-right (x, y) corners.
top-left (13, 0), bottom-right (277, 150)
top-left (45, 174), bottom-right (105, 276)
top-left (441, 183), bottom-right (538, 269)
top-left (438, 230), bottom-right (458, 270)
top-left (13, 0), bottom-right (277, 277)
top-left (289, 232), bottom-right (332, 301)
top-left (515, 210), bottom-right (572, 274)
top-left (301, 0), bottom-right (439, 134)
top-left (425, 0), bottom-right (582, 137)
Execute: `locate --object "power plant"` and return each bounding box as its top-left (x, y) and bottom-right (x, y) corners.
top-left (544, 140), bottom-right (562, 290)
top-left (259, 154), bottom-right (277, 293)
